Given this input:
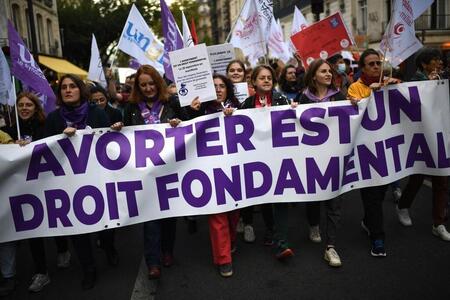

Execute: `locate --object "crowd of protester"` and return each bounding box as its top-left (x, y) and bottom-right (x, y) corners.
top-left (0, 45), bottom-right (449, 296)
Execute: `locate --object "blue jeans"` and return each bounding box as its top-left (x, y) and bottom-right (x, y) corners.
top-left (143, 218), bottom-right (176, 267)
top-left (0, 242), bottom-right (16, 278)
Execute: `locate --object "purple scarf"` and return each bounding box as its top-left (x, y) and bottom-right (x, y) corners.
top-left (138, 100), bottom-right (163, 124)
top-left (304, 88), bottom-right (340, 103)
top-left (59, 101), bottom-right (89, 129)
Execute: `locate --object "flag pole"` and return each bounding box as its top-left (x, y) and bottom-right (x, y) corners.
top-left (11, 76), bottom-right (21, 140)
top-left (379, 48), bottom-right (388, 84)
top-left (7, 105), bottom-right (12, 128)
top-left (225, 0), bottom-right (248, 42)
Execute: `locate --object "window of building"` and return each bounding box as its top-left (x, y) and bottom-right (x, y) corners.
top-left (47, 18), bottom-right (55, 54)
top-left (436, 0), bottom-right (448, 29)
top-left (358, 0), bottom-right (367, 33)
top-left (339, 0), bottom-right (346, 13)
top-left (12, 4), bottom-right (22, 35)
top-left (36, 14), bottom-right (45, 52)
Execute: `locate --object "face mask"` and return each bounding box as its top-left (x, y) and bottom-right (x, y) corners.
top-left (338, 63), bottom-right (346, 73)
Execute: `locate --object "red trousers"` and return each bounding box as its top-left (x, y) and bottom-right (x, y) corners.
top-left (208, 211), bottom-right (240, 265)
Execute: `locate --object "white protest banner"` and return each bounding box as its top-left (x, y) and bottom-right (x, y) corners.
top-left (207, 43), bottom-right (236, 75)
top-left (87, 34), bottom-right (107, 88)
top-left (1, 80), bottom-right (449, 242)
top-left (233, 82), bottom-right (250, 103)
top-left (169, 44), bottom-right (216, 106)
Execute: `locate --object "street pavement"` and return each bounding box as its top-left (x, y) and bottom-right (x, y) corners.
top-left (3, 180), bottom-right (450, 300)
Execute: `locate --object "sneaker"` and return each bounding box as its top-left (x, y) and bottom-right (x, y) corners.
top-left (236, 218), bottom-right (244, 233)
top-left (148, 266), bottom-right (161, 280)
top-left (396, 206), bottom-right (412, 226)
top-left (309, 226), bottom-right (322, 243)
top-left (243, 225), bottom-right (256, 243)
top-left (432, 225), bottom-right (450, 241)
top-left (28, 273), bottom-right (50, 292)
top-left (370, 239), bottom-right (387, 257)
top-left (263, 229), bottom-right (274, 246)
top-left (275, 245), bottom-right (294, 260)
top-left (57, 251), bottom-right (71, 268)
top-left (219, 263), bottom-right (233, 277)
top-left (392, 187), bottom-right (402, 202)
top-left (324, 248), bottom-right (342, 267)
top-left (361, 220), bottom-right (370, 236)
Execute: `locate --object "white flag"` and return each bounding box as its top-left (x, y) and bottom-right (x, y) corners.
top-left (230, 0), bottom-right (266, 65)
top-left (0, 49), bottom-right (15, 106)
top-left (291, 5), bottom-right (309, 36)
top-left (181, 11), bottom-right (194, 48)
top-left (117, 4), bottom-right (164, 73)
top-left (255, 0), bottom-right (273, 34)
top-left (88, 34), bottom-right (107, 88)
top-left (289, 6), bottom-right (309, 53)
top-left (411, 0), bottom-right (434, 19)
top-left (380, 0), bottom-right (423, 67)
top-left (268, 16), bottom-right (291, 63)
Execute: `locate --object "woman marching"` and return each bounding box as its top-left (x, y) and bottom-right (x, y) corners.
top-left (122, 65), bottom-right (182, 280)
top-left (188, 74), bottom-right (239, 277)
top-left (240, 65), bottom-right (290, 256)
top-left (5, 92), bottom-right (73, 292)
top-left (297, 59), bottom-right (346, 267)
top-left (44, 74), bottom-right (121, 289)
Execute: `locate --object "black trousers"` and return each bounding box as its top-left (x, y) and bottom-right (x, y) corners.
top-left (360, 185), bottom-right (388, 241)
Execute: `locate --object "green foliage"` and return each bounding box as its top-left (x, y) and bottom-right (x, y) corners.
top-left (57, 0), bottom-right (205, 69)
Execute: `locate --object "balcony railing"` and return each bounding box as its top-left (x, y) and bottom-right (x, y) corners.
top-left (415, 14), bottom-right (450, 30)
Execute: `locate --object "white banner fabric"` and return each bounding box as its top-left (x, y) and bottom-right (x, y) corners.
top-left (0, 81), bottom-right (449, 242)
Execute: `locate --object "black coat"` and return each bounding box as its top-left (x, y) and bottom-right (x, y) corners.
top-left (104, 104), bottom-right (123, 125)
top-left (5, 117), bottom-right (45, 141)
top-left (44, 103), bottom-right (110, 138)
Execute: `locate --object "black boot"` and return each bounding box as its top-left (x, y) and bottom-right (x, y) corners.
top-left (81, 268), bottom-right (96, 290)
top-left (0, 277), bottom-right (16, 296)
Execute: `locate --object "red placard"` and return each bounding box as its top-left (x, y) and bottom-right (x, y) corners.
top-left (290, 13), bottom-right (353, 67)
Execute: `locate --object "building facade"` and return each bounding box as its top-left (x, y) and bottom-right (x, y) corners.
top-left (275, 0), bottom-right (450, 55)
top-left (0, 0), bottom-right (62, 57)
top-left (211, 0), bottom-right (231, 43)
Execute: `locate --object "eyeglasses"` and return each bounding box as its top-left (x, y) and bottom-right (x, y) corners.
top-left (367, 61), bottom-right (382, 67)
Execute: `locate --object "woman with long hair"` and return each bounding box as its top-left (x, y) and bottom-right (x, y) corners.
top-left (45, 74), bottom-right (120, 290)
top-left (122, 65), bottom-right (181, 280)
top-left (4, 92), bottom-right (73, 292)
top-left (188, 74), bottom-right (239, 277)
top-left (298, 59), bottom-right (345, 267)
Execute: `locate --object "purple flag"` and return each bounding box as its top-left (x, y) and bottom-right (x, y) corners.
top-left (129, 58), bottom-right (141, 70)
top-left (7, 20), bottom-right (55, 113)
top-left (160, 0), bottom-right (183, 82)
